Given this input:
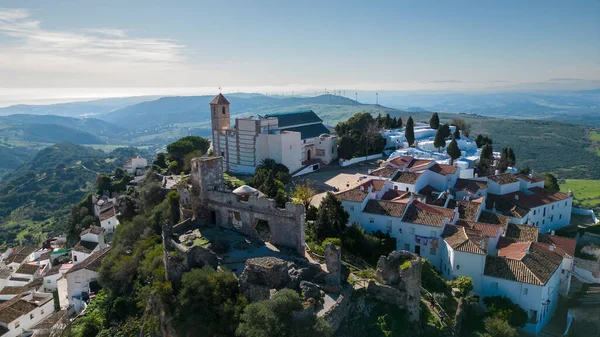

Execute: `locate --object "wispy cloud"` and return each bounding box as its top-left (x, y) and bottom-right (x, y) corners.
top-left (429, 80), bottom-right (463, 83)
top-left (0, 8), bottom-right (185, 64)
top-left (547, 78), bottom-right (584, 82)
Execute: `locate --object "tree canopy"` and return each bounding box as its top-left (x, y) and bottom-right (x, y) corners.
top-left (478, 143), bottom-right (494, 176)
top-left (450, 118), bottom-right (471, 137)
top-left (166, 136), bottom-right (210, 170)
top-left (446, 139), bottom-right (461, 163)
top-left (336, 113), bottom-right (385, 159)
top-left (405, 116), bottom-right (415, 147)
top-left (433, 127), bottom-right (446, 152)
top-left (313, 192), bottom-right (350, 240)
top-left (429, 113), bottom-right (440, 130)
top-left (544, 173), bottom-right (560, 192)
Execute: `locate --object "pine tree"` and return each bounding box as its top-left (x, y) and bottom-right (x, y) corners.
top-left (429, 113), bottom-right (440, 130)
top-left (397, 117), bottom-right (403, 128)
top-left (392, 117), bottom-right (398, 129)
top-left (376, 113), bottom-right (383, 128)
top-left (446, 139), bottom-right (461, 163)
top-left (384, 114), bottom-right (392, 129)
top-left (433, 128), bottom-right (446, 152)
top-left (475, 134), bottom-right (485, 148)
top-left (405, 116), bottom-right (415, 147)
top-left (453, 126), bottom-right (460, 140)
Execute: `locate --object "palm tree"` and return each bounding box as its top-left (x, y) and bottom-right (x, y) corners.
top-left (256, 158), bottom-right (277, 172)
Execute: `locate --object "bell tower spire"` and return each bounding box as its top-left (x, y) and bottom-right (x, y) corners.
top-left (210, 93), bottom-right (231, 158)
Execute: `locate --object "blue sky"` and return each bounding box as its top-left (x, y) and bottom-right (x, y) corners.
top-left (0, 0), bottom-right (599, 99)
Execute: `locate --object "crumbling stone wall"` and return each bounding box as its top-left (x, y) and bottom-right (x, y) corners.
top-left (367, 250), bottom-right (422, 323)
top-left (190, 157), bottom-right (306, 255)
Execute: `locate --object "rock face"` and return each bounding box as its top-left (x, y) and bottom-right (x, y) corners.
top-left (300, 281), bottom-right (321, 300)
top-left (368, 250), bottom-right (422, 324)
top-left (325, 243), bottom-right (342, 287)
top-left (239, 257), bottom-right (291, 301)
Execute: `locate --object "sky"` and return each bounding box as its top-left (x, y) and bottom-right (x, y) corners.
top-left (0, 0), bottom-right (599, 103)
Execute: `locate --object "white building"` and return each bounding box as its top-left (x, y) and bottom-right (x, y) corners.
top-left (0, 292), bottom-right (54, 337)
top-left (333, 165), bottom-right (576, 335)
top-left (124, 156), bottom-right (148, 175)
top-left (99, 207), bottom-right (119, 234)
top-left (72, 226), bottom-right (107, 264)
top-left (64, 247), bottom-right (111, 313)
top-left (42, 264), bottom-right (73, 293)
top-left (210, 93), bottom-right (337, 175)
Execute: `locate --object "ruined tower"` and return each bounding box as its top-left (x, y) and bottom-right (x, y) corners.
top-left (210, 93), bottom-right (231, 160)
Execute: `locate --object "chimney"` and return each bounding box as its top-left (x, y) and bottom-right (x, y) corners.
top-left (525, 247), bottom-right (530, 255)
top-left (368, 169), bottom-right (372, 174)
top-left (551, 230), bottom-right (555, 236)
top-left (549, 245), bottom-right (555, 252)
top-left (360, 185), bottom-right (364, 191)
top-left (474, 173), bottom-right (478, 178)
top-left (568, 189), bottom-right (573, 197)
top-left (529, 170), bottom-right (534, 179)
top-left (495, 169), bottom-right (499, 176)
top-left (453, 207), bottom-right (460, 223)
top-left (514, 194), bottom-right (519, 201)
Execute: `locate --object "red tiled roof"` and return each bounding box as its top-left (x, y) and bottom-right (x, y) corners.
top-left (428, 204), bottom-right (456, 220)
top-left (478, 210), bottom-right (510, 226)
top-left (392, 171), bottom-right (422, 184)
top-left (504, 187), bottom-right (571, 209)
top-left (537, 234), bottom-right (576, 258)
top-left (497, 237), bottom-right (531, 259)
top-left (99, 207), bottom-right (116, 221)
top-left (485, 194), bottom-right (530, 218)
top-left (66, 247), bottom-right (111, 275)
top-left (447, 199), bottom-right (482, 221)
top-left (370, 166), bottom-right (397, 179)
top-left (485, 243), bottom-right (563, 286)
top-left (15, 263), bottom-right (39, 275)
top-left (334, 178), bottom-right (386, 202)
top-left (419, 185), bottom-right (440, 196)
top-left (429, 163), bottom-right (457, 176)
top-left (488, 173), bottom-right (520, 185)
top-left (407, 159), bottom-right (433, 171)
top-left (504, 223), bottom-right (539, 242)
top-left (363, 200), bottom-right (408, 217)
top-left (456, 220), bottom-right (502, 237)
top-left (454, 178), bottom-right (487, 194)
top-left (442, 225), bottom-right (486, 255)
top-left (389, 155), bottom-right (414, 167)
top-left (401, 201), bottom-right (447, 227)
top-left (80, 226), bottom-right (105, 236)
top-left (381, 190), bottom-right (407, 201)
top-left (516, 173), bottom-right (543, 183)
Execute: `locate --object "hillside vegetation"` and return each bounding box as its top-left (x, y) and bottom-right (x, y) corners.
top-left (559, 179), bottom-right (600, 212)
top-left (0, 143), bottom-right (147, 247)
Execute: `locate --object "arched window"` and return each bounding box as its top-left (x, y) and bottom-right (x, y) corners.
top-left (222, 106), bottom-right (226, 115)
top-left (212, 107), bottom-right (216, 115)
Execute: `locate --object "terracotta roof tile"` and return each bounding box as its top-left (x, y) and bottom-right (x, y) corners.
top-left (429, 163), bottom-right (457, 176)
top-left (389, 155), bottom-right (414, 167)
top-left (15, 263), bottom-right (39, 275)
top-left (335, 188), bottom-right (368, 202)
top-left (80, 226), bottom-right (105, 236)
top-left (442, 225), bottom-right (486, 255)
top-left (478, 211), bottom-right (510, 226)
top-left (447, 199), bottom-right (482, 221)
top-left (72, 241), bottom-right (98, 254)
top-left (504, 187), bottom-right (571, 209)
top-left (66, 247), bottom-right (111, 274)
top-left (485, 194), bottom-right (529, 218)
top-left (392, 171), bottom-right (421, 184)
top-left (455, 220), bottom-right (502, 237)
top-left (454, 178), bottom-right (487, 194)
top-left (363, 200), bottom-right (408, 217)
top-left (488, 173), bottom-right (519, 185)
top-left (504, 223), bottom-right (539, 242)
top-left (370, 166), bottom-right (397, 179)
top-left (402, 201), bottom-right (447, 227)
top-left (537, 234), bottom-right (576, 257)
top-left (381, 190), bottom-right (408, 201)
top-left (407, 159), bottom-right (433, 171)
top-left (31, 310), bottom-right (66, 330)
top-left (99, 208), bottom-right (116, 221)
top-left (485, 243), bottom-right (562, 286)
top-left (516, 173), bottom-right (543, 183)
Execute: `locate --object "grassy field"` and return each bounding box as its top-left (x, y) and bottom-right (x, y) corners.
top-left (559, 179), bottom-right (600, 211)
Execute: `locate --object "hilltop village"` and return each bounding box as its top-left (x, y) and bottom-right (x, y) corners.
top-left (1, 93), bottom-right (599, 337)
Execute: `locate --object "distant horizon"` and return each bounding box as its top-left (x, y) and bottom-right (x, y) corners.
top-left (2, 79), bottom-right (600, 107)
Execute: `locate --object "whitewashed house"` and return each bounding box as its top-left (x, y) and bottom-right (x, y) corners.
top-left (3, 247), bottom-right (36, 271)
top-left (72, 227), bottom-right (107, 264)
top-left (124, 156), bottom-right (148, 175)
top-left (0, 292), bottom-right (54, 337)
top-left (42, 264), bottom-right (73, 293)
top-left (65, 247), bottom-right (111, 313)
top-left (99, 207), bottom-right (119, 234)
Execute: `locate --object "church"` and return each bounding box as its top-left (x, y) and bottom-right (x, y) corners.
top-left (210, 93), bottom-right (338, 174)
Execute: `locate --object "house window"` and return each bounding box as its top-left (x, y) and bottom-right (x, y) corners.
top-left (349, 206), bottom-right (354, 211)
top-left (41, 309), bottom-right (44, 315)
top-left (404, 243), bottom-right (410, 251)
top-left (565, 201), bottom-right (567, 206)
top-left (456, 264), bottom-right (460, 270)
top-left (430, 248), bottom-right (437, 255)
top-left (212, 107), bottom-right (216, 115)
top-left (406, 187), bottom-right (409, 192)
top-left (30, 313), bottom-right (34, 319)
top-left (75, 276), bottom-right (82, 283)
top-left (431, 230), bottom-right (436, 237)
top-left (409, 227), bottom-right (415, 234)
top-left (74, 255), bottom-right (78, 262)
top-left (369, 218), bottom-right (374, 224)
top-left (559, 214), bottom-right (562, 219)
top-left (543, 207), bottom-right (546, 217)
top-left (542, 220), bottom-right (545, 225)
top-left (398, 228), bottom-right (403, 234)
top-left (394, 185), bottom-right (398, 190)
top-left (108, 221), bottom-right (110, 225)
top-left (386, 224), bottom-right (392, 234)
top-left (491, 282), bottom-right (498, 290)
top-left (220, 151), bottom-right (224, 157)
top-left (533, 210), bottom-right (536, 215)
top-left (523, 288), bottom-right (528, 295)
top-left (303, 139), bottom-right (306, 144)
top-left (47, 279), bottom-right (51, 283)
top-left (332, 147), bottom-right (335, 153)
top-left (222, 107), bottom-right (226, 115)
top-left (530, 310), bottom-right (538, 323)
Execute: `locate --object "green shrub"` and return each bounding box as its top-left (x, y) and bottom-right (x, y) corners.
top-left (483, 296), bottom-right (528, 327)
top-left (450, 276), bottom-right (473, 296)
top-left (421, 259), bottom-right (450, 294)
top-left (322, 237), bottom-right (342, 250)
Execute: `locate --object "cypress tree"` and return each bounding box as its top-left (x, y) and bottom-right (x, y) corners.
top-left (478, 143), bottom-right (494, 176)
top-left (475, 134), bottom-right (485, 148)
top-left (440, 123), bottom-right (451, 139)
top-left (384, 114), bottom-right (392, 129)
top-left (376, 113), bottom-right (383, 128)
top-left (446, 139), bottom-right (461, 163)
top-left (429, 113), bottom-right (440, 130)
top-left (392, 117), bottom-right (398, 129)
top-left (405, 116), bottom-right (415, 147)
top-left (397, 117), bottom-right (403, 128)
top-left (507, 147), bottom-right (516, 167)
top-left (498, 148), bottom-right (509, 173)
top-left (433, 128), bottom-right (446, 152)
top-left (453, 126), bottom-right (460, 140)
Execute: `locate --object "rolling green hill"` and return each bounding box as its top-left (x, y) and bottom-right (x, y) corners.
top-left (0, 143), bottom-right (146, 247)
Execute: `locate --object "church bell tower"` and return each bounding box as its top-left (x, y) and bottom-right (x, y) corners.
top-left (209, 93), bottom-right (231, 158)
